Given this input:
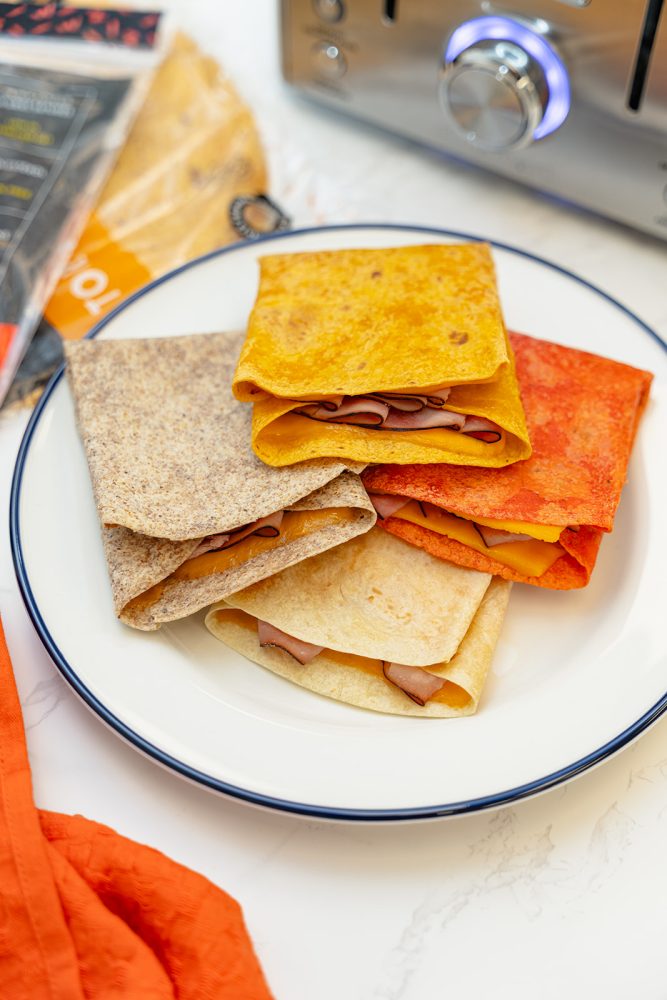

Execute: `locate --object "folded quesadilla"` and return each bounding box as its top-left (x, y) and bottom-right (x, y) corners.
top-left (206, 529), bottom-right (511, 718)
top-left (65, 332), bottom-right (376, 630)
top-left (233, 244), bottom-right (531, 468)
top-left (363, 333), bottom-right (653, 589)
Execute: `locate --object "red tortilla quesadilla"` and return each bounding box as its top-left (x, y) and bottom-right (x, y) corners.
top-left (363, 332), bottom-right (653, 589)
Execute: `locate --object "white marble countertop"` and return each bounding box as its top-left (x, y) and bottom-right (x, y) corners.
top-left (2, 3), bottom-right (667, 998)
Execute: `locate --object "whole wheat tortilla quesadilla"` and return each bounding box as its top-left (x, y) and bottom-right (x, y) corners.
top-left (206, 529), bottom-right (511, 718)
top-left (363, 332), bottom-right (653, 589)
top-left (65, 332), bottom-right (376, 630)
top-left (232, 244), bottom-right (531, 468)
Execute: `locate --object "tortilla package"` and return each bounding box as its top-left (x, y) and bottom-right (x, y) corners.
top-left (206, 529), bottom-right (511, 718)
top-left (46, 33), bottom-right (268, 341)
top-left (233, 244), bottom-right (531, 468)
top-left (65, 331), bottom-right (375, 630)
top-left (363, 332), bottom-right (653, 589)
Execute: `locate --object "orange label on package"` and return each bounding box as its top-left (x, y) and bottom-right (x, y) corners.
top-left (45, 216), bottom-right (152, 340)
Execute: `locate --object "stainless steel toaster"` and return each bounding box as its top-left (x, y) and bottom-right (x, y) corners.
top-left (280, 0), bottom-right (667, 239)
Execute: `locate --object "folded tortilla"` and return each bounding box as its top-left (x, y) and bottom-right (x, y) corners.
top-left (363, 332), bottom-right (653, 589)
top-left (205, 529), bottom-right (511, 718)
top-left (233, 244), bottom-right (531, 468)
top-left (65, 332), bottom-right (376, 630)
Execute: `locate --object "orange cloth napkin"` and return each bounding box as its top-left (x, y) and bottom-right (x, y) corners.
top-left (0, 619), bottom-right (274, 999)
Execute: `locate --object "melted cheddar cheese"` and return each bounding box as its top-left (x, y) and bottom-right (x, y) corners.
top-left (125, 508), bottom-right (355, 614)
top-left (214, 608), bottom-right (472, 710)
top-left (259, 411), bottom-right (505, 457)
top-left (393, 501), bottom-right (566, 577)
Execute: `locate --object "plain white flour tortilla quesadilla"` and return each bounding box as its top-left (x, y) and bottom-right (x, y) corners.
top-left (206, 529), bottom-right (511, 718)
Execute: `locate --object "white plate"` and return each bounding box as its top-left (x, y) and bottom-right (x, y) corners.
top-left (11, 225), bottom-right (667, 821)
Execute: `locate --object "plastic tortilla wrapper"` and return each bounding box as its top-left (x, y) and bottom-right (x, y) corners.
top-left (65, 331), bottom-right (375, 630)
top-left (363, 332), bottom-right (653, 589)
top-left (206, 529), bottom-right (511, 718)
top-left (233, 243), bottom-right (531, 468)
top-left (0, 4), bottom-right (166, 407)
top-left (45, 32), bottom-right (268, 341)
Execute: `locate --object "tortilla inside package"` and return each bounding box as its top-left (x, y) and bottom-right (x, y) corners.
top-left (65, 331), bottom-right (375, 630)
top-left (0, 5), bottom-right (165, 405)
top-left (45, 32), bottom-right (267, 341)
top-left (206, 529), bottom-right (511, 718)
top-left (233, 243), bottom-right (531, 468)
top-left (363, 332), bottom-right (653, 589)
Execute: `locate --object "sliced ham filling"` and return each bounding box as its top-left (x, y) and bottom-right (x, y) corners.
top-left (382, 662), bottom-right (446, 706)
top-left (473, 524), bottom-right (534, 547)
top-left (257, 620), bottom-right (324, 665)
top-left (369, 496), bottom-right (568, 577)
top-left (370, 387), bottom-right (452, 410)
top-left (189, 533), bottom-right (231, 559)
top-left (294, 393), bottom-right (502, 441)
top-left (254, 620), bottom-right (446, 704)
top-left (368, 493), bottom-right (411, 520)
top-left (188, 510), bottom-right (284, 560)
top-left (460, 416), bottom-right (503, 443)
top-left (383, 408), bottom-right (466, 431)
top-left (371, 495), bottom-right (552, 549)
top-left (298, 397), bottom-right (389, 427)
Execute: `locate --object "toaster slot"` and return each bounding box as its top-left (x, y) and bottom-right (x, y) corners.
top-left (383, 0), bottom-right (398, 23)
top-left (628, 0), bottom-right (664, 110)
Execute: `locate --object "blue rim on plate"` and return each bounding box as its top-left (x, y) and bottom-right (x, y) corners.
top-left (10, 223), bottom-right (667, 821)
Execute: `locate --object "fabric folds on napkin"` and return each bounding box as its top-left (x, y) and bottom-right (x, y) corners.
top-left (0, 620), bottom-right (274, 1000)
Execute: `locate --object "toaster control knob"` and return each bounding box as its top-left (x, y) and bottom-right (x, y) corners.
top-left (441, 39), bottom-right (548, 151)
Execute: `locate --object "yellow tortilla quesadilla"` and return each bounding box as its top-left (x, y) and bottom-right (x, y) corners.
top-left (233, 244), bottom-right (531, 467)
top-left (65, 331), bottom-right (375, 630)
top-left (206, 529), bottom-right (511, 718)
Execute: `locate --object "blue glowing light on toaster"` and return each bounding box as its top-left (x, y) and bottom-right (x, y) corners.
top-left (445, 16), bottom-right (571, 140)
